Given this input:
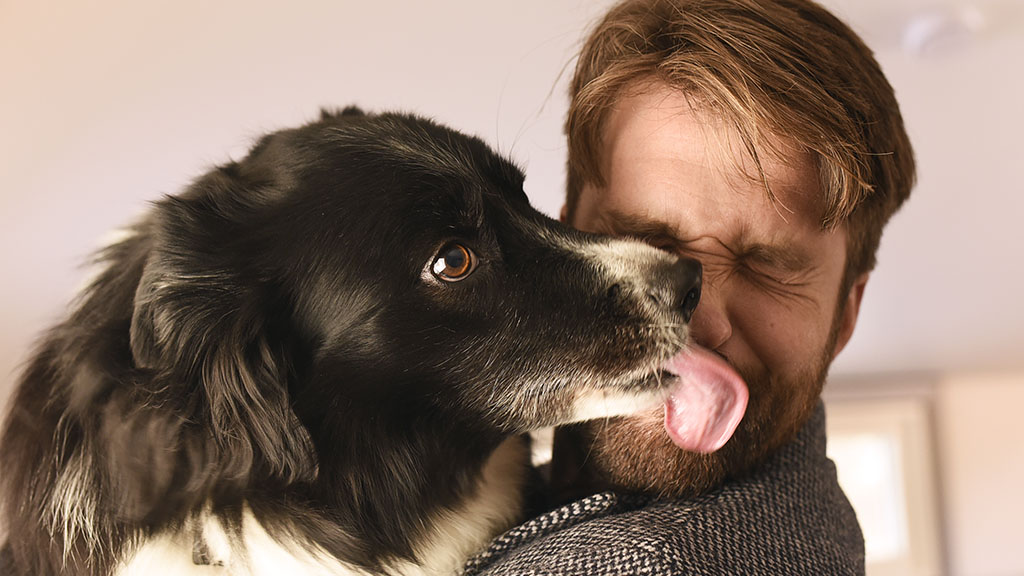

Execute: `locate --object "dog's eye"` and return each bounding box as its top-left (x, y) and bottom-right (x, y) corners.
top-left (431, 244), bottom-right (477, 282)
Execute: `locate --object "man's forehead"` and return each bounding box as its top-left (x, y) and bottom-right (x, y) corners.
top-left (602, 83), bottom-right (829, 227)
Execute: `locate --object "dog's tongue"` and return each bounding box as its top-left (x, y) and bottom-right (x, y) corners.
top-left (661, 346), bottom-right (748, 453)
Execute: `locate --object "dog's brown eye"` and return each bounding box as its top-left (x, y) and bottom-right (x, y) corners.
top-left (431, 244), bottom-right (476, 282)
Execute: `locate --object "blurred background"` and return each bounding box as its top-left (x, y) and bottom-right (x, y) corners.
top-left (1, 1), bottom-right (1021, 574)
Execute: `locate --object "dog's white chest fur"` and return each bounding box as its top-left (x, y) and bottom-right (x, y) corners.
top-left (116, 438), bottom-right (527, 576)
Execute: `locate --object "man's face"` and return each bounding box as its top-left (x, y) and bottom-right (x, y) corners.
top-left (558, 83), bottom-right (866, 497)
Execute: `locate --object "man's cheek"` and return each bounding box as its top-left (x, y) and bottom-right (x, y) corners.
top-left (733, 306), bottom-right (812, 378)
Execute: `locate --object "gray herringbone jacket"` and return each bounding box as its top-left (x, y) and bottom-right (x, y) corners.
top-left (464, 403), bottom-right (864, 575)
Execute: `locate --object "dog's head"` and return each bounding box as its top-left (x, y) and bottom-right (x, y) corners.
top-left (123, 108), bottom-right (744, 497)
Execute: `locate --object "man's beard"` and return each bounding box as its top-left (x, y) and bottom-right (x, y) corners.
top-left (549, 331), bottom-right (837, 502)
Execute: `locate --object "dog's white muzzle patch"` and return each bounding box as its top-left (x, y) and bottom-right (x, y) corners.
top-left (568, 388), bottom-right (665, 424)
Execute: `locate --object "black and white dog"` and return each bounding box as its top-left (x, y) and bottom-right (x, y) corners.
top-left (0, 108), bottom-right (746, 575)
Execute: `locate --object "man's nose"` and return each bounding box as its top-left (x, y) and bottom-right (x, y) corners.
top-left (688, 279), bottom-right (732, 350)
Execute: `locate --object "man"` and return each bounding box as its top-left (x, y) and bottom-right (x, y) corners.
top-left (464, 0), bottom-right (914, 573)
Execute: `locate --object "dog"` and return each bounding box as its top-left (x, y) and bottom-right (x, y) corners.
top-left (0, 108), bottom-right (746, 575)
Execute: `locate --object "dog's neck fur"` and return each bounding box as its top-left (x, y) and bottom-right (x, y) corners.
top-left (117, 437), bottom-right (529, 575)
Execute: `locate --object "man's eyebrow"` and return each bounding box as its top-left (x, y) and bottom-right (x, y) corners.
top-left (740, 243), bottom-right (813, 273)
top-left (602, 209), bottom-right (677, 239)
top-left (603, 208), bottom-right (813, 272)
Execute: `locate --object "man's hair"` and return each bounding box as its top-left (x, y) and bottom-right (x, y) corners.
top-left (565, 0), bottom-right (915, 287)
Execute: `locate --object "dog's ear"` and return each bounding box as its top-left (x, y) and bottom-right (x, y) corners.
top-left (320, 105), bottom-right (366, 121)
top-left (118, 170), bottom-right (317, 519)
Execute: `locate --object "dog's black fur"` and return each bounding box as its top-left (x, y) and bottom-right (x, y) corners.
top-left (0, 108), bottom-right (701, 575)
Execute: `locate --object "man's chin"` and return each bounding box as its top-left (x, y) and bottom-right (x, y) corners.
top-left (551, 413), bottom-right (735, 501)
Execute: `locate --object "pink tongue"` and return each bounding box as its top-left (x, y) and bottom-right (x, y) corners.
top-left (661, 346), bottom-right (748, 453)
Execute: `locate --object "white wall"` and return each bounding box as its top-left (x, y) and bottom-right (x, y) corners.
top-left (935, 372), bottom-right (1024, 576)
top-left (827, 371), bottom-right (1024, 576)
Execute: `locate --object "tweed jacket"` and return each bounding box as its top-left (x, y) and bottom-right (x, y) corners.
top-left (463, 402), bottom-right (864, 575)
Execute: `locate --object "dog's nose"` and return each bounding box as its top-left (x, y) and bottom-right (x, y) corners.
top-left (634, 257), bottom-right (702, 322)
top-left (673, 258), bottom-right (702, 323)
top-left (606, 255), bottom-right (702, 322)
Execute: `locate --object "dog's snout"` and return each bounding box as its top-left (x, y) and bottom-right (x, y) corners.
top-left (676, 258), bottom-right (702, 322)
top-left (596, 242), bottom-right (702, 323)
top-left (649, 258), bottom-right (702, 323)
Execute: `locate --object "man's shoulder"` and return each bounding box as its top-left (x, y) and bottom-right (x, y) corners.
top-left (464, 406), bottom-right (865, 575)
top-left (466, 483), bottom-right (862, 575)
